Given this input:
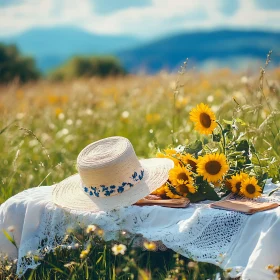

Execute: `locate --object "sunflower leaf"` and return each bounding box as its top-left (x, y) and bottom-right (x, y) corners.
top-left (223, 119), bottom-right (232, 125)
top-left (188, 179), bottom-right (220, 202)
top-left (184, 140), bottom-right (203, 155)
top-left (212, 133), bottom-right (221, 142)
top-left (236, 140), bottom-right (249, 152)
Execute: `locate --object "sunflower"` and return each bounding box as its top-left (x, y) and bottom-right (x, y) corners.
top-left (179, 154), bottom-right (197, 172)
top-left (156, 151), bottom-right (180, 166)
top-left (225, 179), bottom-right (233, 191)
top-left (230, 172), bottom-right (249, 194)
top-left (169, 165), bottom-right (194, 186)
top-left (164, 148), bottom-right (177, 156)
top-left (197, 153), bottom-right (229, 182)
top-left (151, 184), bottom-right (167, 196)
top-left (189, 103), bottom-right (217, 135)
top-left (240, 177), bottom-right (262, 198)
top-left (164, 184), bottom-right (181, 199)
top-left (165, 180), bottom-right (196, 198)
top-left (175, 179), bottom-right (196, 195)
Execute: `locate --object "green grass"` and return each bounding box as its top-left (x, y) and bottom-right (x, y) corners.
top-left (0, 62), bottom-right (280, 279)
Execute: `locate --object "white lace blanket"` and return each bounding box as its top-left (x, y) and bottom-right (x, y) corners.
top-left (0, 181), bottom-right (280, 279)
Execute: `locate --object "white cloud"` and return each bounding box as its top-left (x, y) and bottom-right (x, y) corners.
top-left (92, 0), bottom-right (151, 14)
top-left (0, 0), bottom-right (279, 38)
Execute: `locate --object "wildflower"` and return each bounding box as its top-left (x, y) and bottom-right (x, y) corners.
top-left (26, 251), bottom-right (32, 257)
top-left (66, 227), bottom-right (74, 234)
top-left (189, 103), bottom-right (217, 135)
top-left (5, 265), bottom-right (11, 271)
top-left (197, 153), bottom-right (229, 182)
top-left (86, 109), bottom-right (93, 115)
top-left (66, 119), bottom-right (73, 125)
top-left (74, 243), bottom-right (80, 249)
top-left (240, 177), bottom-right (262, 198)
top-left (64, 261), bottom-right (78, 268)
top-left (266, 264), bottom-right (274, 270)
top-left (48, 94), bottom-right (59, 104)
top-left (58, 113), bottom-right (65, 120)
top-left (7, 226), bottom-right (15, 233)
top-left (60, 95), bottom-right (68, 104)
top-left (207, 95), bottom-right (214, 102)
top-left (175, 96), bottom-right (188, 110)
top-left (96, 229), bottom-right (104, 237)
top-left (80, 250), bottom-right (89, 259)
top-left (187, 261), bottom-right (197, 268)
top-left (16, 113), bottom-right (25, 120)
top-left (76, 119), bottom-right (82, 126)
top-left (86, 225), bottom-right (96, 234)
top-left (146, 113), bottom-right (161, 125)
top-left (120, 111), bottom-right (130, 123)
top-left (143, 241), bottom-right (157, 251)
top-left (55, 107), bottom-right (63, 117)
top-left (241, 76), bottom-right (248, 84)
top-left (16, 89), bottom-right (24, 100)
top-left (225, 268), bottom-right (233, 273)
top-left (112, 244), bottom-right (127, 255)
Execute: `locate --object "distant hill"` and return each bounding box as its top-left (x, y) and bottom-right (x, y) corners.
top-left (116, 30), bottom-right (280, 73)
top-left (1, 28), bottom-right (279, 73)
top-left (0, 26), bottom-right (140, 72)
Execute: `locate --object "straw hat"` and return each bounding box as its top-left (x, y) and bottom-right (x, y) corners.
top-left (52, 136), bottom-right (174, 212)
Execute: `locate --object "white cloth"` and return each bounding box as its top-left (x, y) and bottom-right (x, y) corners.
top-left (0, 181), bottom-right (280, 279)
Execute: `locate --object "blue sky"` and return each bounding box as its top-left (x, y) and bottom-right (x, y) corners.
top-left (0, 0), bottom-right (280, 38)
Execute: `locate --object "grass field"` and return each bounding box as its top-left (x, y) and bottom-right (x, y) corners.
top-left (1, 65), bottom-right (280, 279)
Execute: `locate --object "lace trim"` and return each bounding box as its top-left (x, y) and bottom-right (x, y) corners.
top-left (15, 192), bottom-right (280, 277)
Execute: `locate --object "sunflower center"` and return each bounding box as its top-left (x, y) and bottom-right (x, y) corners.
top-left (236, 182), bottom-right (242, 191)
top-left (177, 172), bottom-right (189, 181)
top-left (225, 180), bottom-right (232, 189)
top-left (246, 184), bottom-right (256, 194)
top-left (178, 184), bottom-right (189, 194)
top-left (200, 113), bottom-right (212, 128)
top-left (205, 160), bottom-right (221, 175)
top-left (187, 160), bottom-right (197, 171)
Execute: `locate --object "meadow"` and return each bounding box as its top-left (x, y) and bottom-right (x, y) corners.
top-left (1, 62), bottom-right (280, 279)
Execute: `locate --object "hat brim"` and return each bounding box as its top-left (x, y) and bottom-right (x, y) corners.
top-left (52, 158), bottom-right (174, 212)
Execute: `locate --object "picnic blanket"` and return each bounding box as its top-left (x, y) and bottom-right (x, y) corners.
top-left (0, 180), bottom-right (280, 279)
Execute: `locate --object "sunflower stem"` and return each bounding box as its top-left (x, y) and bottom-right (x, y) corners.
top-left (216, 121), bottom-right (226, 155)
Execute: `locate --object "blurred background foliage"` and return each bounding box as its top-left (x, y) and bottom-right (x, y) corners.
top-left (48, 56), bottom-right (126, 81)
top-left (0, 43), bottom-right (40, 84)
top-left (0, 43), bottom-right (127, 84)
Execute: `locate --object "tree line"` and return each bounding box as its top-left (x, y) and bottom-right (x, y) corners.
top-left (0, 43), bottom-right (126, 84)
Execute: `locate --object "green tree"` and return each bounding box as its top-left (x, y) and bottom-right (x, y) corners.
top-left (0, 43), bottom-right (40, 84)
top-left (48, 56), bottom-right (126, 81)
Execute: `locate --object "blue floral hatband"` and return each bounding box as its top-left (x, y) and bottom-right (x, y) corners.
top-left (83, 169), bottom-right (144, 198)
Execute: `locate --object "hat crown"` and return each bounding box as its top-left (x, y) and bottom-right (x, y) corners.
top-left (77, 137), bottom-right (143, 194)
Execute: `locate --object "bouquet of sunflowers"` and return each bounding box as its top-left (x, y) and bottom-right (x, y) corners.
top-left (152, 103), bottom-right (266, 203)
